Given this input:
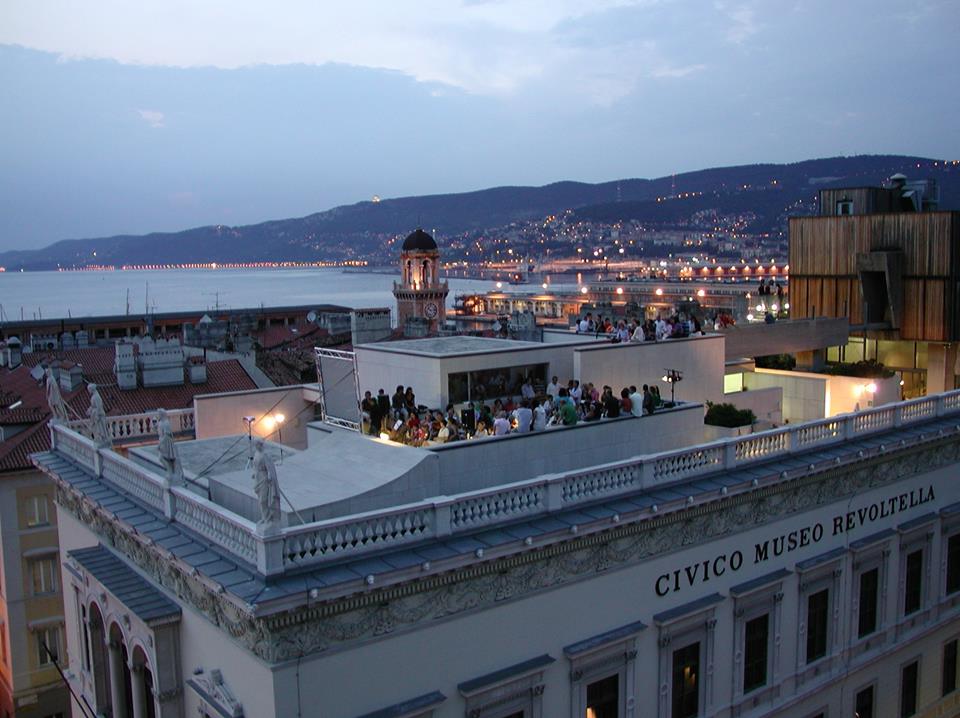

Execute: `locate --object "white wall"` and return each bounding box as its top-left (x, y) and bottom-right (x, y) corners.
top-left (744, 369), bottom-right (901, 423)
top-left (431, 403), bottom-right (704, 495)
top-left (354, 348), bottom-right (443, 408)
top-left (574, 334), bottom-right (725, 406)
top-left (355, 344), bottom-right (579, 410)
top-left (275, 463), bottom-right (960, 718)
top-left (722, 386), bottom-right (783, 425)
top-left (193, 386), bottom-right (314, 449)
top-left (824, 373), bottom-right (901, 415)
top-left (743, 369), bottom-right (827, 423)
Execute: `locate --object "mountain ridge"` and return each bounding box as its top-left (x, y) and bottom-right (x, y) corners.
top-left (2, 155), bottom-right (957, 270)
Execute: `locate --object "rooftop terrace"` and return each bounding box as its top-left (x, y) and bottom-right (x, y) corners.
top-left (30, 390), bottom-right (960, 625)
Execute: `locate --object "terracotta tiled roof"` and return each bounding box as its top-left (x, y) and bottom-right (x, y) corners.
top-left (22, 348), bottom-right (117, 379)
top-left (0, 421), bottom-right (55, 474)
top-left (0, 352), bottom-right (257, 472)
top-left (0, 407), bottom-right (47, 425)
top-left (258, 322), bottom-right (328, 351)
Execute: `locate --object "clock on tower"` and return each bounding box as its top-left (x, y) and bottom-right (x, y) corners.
top-left (393, 228), bottom-right (449, 333)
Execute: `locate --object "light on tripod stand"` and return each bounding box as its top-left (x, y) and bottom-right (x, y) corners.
top-left (661, 369), bottom-right (683, 404)
top-left (242, 416), bottom-right (256, 463)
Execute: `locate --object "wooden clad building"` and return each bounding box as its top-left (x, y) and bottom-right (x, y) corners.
top-left (789, 211), bottom-right (960, 342)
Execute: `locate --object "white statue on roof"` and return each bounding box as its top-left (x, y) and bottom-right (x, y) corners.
top-left (45, 367), bottom-right (69, 423)
top-left (252, 438), bottom-right (281, 531)
top-left (86, 383), bottom-right (111, 447)
top-left (155, 409), bottom-right (183, 484)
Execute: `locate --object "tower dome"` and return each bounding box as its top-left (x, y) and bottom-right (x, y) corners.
top-left (401, 228), bottom-right (437, 252)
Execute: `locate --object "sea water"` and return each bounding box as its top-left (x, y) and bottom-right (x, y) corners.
top-left (0, 268), bottom-right (499, 321)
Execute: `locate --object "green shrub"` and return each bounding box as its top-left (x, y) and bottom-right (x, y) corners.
top-left (755, 354), bottom-right (796, 370)
top-left (704, 401), bottom-right (756, 428)
top-left (824, 359), bottom-right (894, 378)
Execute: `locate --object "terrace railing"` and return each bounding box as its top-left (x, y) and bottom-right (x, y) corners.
top-left (48, 389), bottom-right (960, 576)
top-left (64, 408), bottom-right (195, 444)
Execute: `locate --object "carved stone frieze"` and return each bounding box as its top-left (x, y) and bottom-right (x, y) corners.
top-left (45, 436), bottom-right (960, 664)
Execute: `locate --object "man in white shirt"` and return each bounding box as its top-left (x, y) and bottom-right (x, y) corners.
top-left (513, 401), bottom-right (533, 433)
top-left (532, 398), bottom-right (547, 430)
top-left (570, 380), bottom-right (582, 403)
top-left (577, 313), bottom-right (592, 333)
top-left (628, 385), bottom-right (644, 417)
top-left (521, 378), bottom-right (535, 400)
top-left (493, 412), bottom-right (511, 436)
top-left (655, 317), bottom-right (668, 341)
top-left (546, 376), bottom-right (561, 401)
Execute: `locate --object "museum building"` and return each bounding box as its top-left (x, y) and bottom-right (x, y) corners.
top-left (29, 356), bottom-right (960, 718)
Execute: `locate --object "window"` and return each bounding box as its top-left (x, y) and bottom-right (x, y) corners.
top-left (904, 549), bottom-right (923, 615)
top-left (743, 614), bottom-right (769, 693)
top-left (585, 674), bottom-right (618, 718)
top-left (836, 200), bottom-right (853, 216)
top-left (458, 654), bottom-right (551, 718)
top-left (566, 618), bottom-right (640, 718)
top-left (31, 558), bottom-right (58, 595)
top-left (855, 685), bottom-right (874, 718)
top-left (900, 661), bottom-right (918, 718)
top-left (946, 535), bottom-right (960, 595)
top-left (806, 589), bottom-right (829, 662)
top-left (672, 641), bottom-right (700, 718)
top-left (447, 363), bottom-right (548, 404)
top-left (857, 568), bottom-right (879, 638)
top-left (25, 495), bottom-right (49, 527)
top-left (730, 571), bottom-right (787, 702)
top-left (943, 640), bottom-right (958, 697)
top-left (36, 627), bottom-right (60, 666)
top-left (656, 595), bottom-right (720, 717)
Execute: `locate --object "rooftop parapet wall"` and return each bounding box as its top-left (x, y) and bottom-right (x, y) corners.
top-left (720, 317), bottom-right (849, 360)
top-left (573, 333), bottom-right (725, 407)
top-left (42, 390), bottom-right (960, 580)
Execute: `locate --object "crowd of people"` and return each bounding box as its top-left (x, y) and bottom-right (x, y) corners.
top-left (359, 376), bottom-right (668, 447)
top-left (575, 311), bottom-right (705, 342)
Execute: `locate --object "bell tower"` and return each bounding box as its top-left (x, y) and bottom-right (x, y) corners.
top-left (393, 228), bottom-right (448, 333)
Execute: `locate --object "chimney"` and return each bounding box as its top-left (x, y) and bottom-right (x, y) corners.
top-left (187, 355), bottom-right (207, 384)
top-left (6, 337), bottom-right (22, 368)
top-left (114, 340), bottom-right (138, 390)
top-left (59, 362), bottom-right (84, 392)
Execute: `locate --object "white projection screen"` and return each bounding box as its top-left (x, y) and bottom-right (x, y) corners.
top-left (313, 348), bottom-right (361, 431)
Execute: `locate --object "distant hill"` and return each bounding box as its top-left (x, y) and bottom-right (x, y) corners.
top-left (1, 155), bottom-right (956, 270)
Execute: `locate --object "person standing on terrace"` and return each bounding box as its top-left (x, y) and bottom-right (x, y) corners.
top-left (546, 375), bottom-right (561, 401)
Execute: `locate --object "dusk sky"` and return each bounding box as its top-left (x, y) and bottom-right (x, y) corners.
top-left (1, 0), bottom-right (958, 251)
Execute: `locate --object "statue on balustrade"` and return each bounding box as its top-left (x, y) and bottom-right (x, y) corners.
top-left (156, 409), bottom-right (183, 484)
top-left (252, 438), bottom-right (281, 530)
top-left (86, 383), bottom-right (111, 447)
top-left (45, 367), bottom-right (69, 423)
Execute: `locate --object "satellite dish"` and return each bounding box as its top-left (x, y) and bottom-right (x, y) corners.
top-left (307, 311), bottom-right (317, 323)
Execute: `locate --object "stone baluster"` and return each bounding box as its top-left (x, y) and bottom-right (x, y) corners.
top-left (107, 639), bottom-right (128, 718)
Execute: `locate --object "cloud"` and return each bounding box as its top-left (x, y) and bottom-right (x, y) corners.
top-left (649, 63), bottom-right (707, 78)
top-left (719, 4), bottom-right (759, 44)
top-left (136, 109), bottom-right (165, 128)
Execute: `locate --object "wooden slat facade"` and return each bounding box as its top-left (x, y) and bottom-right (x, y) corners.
top-left (789, 211), bottom-right (960, 342)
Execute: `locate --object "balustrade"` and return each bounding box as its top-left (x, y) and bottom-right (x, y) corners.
top-left (794, 419), bottom-right (843, 449)
top-left (171, 490), bottom-right (259, 565)
top-left (650, 446), bottom-right (724, 483)
top-left (450, 484), bottom-right (546, 529)
top-left (99, 452), bottom-right (166, 511)
top-left (280, 506), bottom-right (433, 567)
top-left (43, 389), bottom-right (960, 574)
top-left (734, 431), bottom-right (788, 463)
